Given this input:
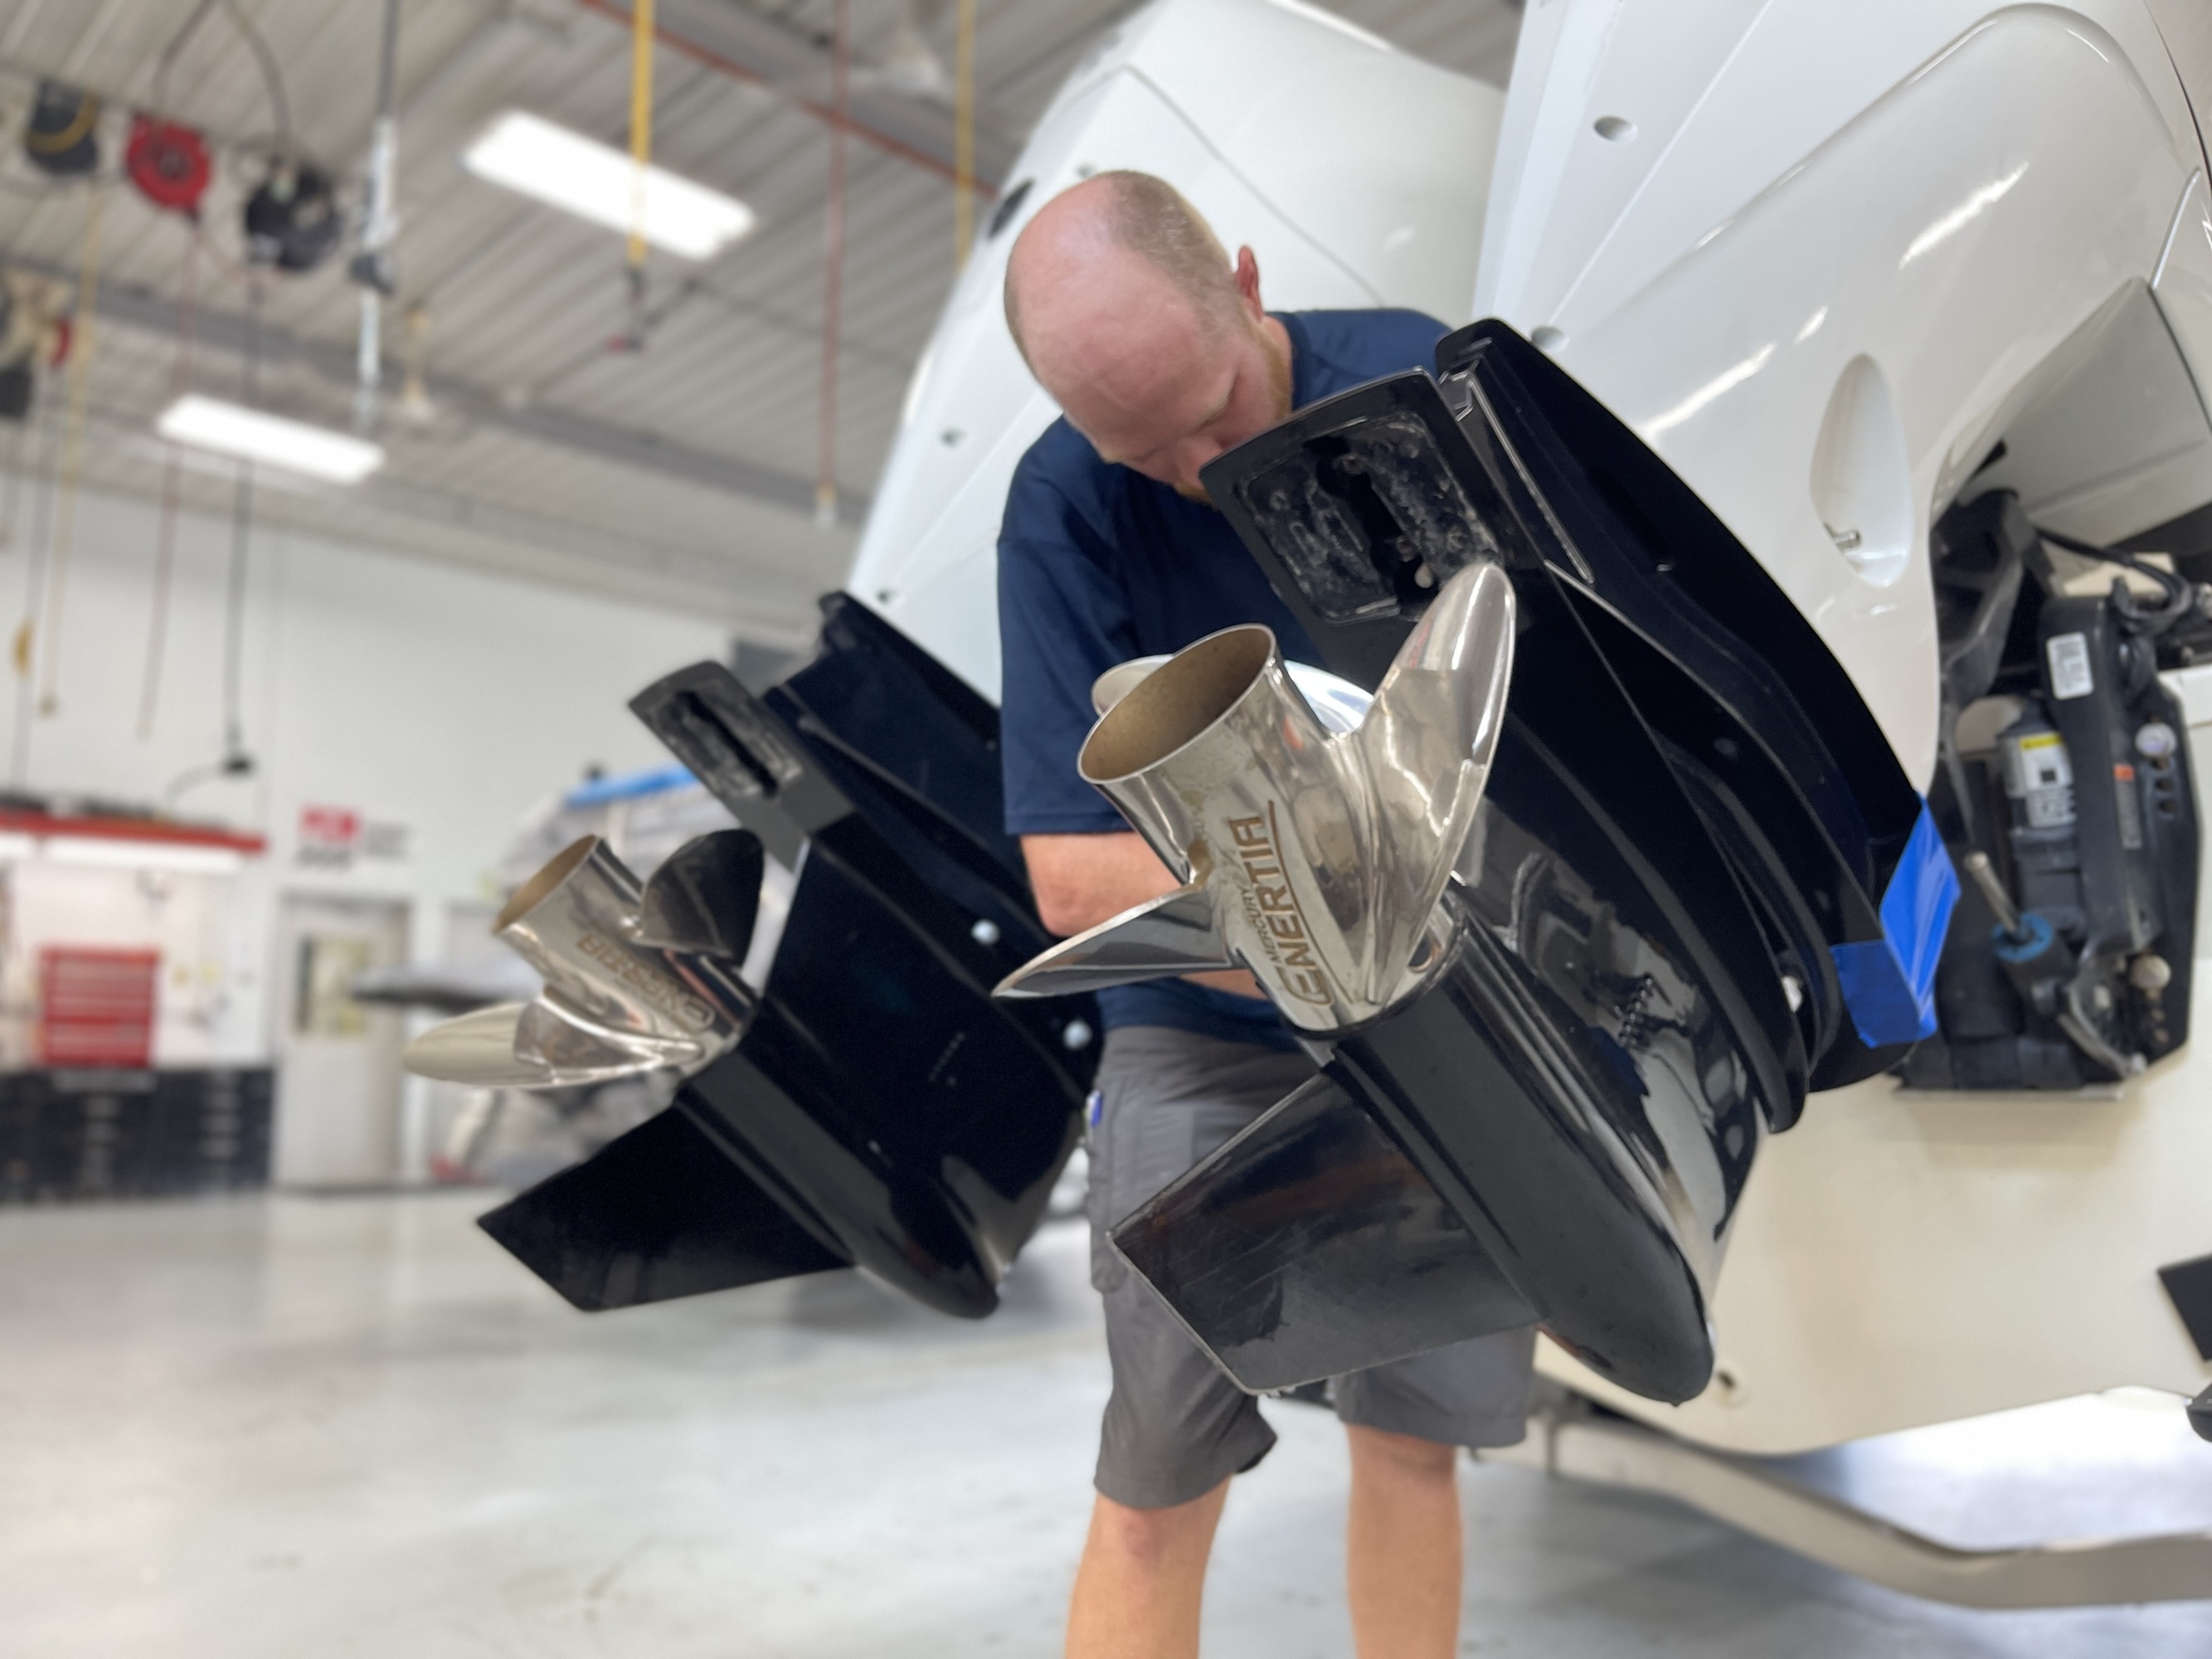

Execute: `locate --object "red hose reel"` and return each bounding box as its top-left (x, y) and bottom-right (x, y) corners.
top-left (125, 115), bottom-right (212, 218)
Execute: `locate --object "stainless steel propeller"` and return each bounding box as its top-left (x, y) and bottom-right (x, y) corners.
top-left (996, 559), bottom-right (1514, 1032)
top-left (405, 831), bottom-right (760, 1091)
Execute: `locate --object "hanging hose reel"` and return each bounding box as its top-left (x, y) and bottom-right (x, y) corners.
top-left (124, 116), bottom-right (212, 218)
top-left (24, 81), bottom-right (100, 178)
top-left (243, 160), bottom-right (342, 273)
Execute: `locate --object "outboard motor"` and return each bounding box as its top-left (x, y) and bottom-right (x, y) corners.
top-left (410, 601), bottom-right (1095, 1318)
top-left (1001, 323), bottom-right (1957, 1404)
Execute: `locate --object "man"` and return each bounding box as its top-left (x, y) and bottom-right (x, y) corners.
top-left (996, 170), bottom-right (1536, 1659)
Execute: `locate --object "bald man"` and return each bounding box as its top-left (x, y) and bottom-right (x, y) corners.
top-left (995, 172), bottom-right (1536, 1658)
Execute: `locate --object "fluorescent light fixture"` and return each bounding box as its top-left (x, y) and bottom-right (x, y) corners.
top-left (461, 110), bottom-right (756, 261)
top-left (157, 396), bottom-right (385, 484)
top-left (44, 836), bottom-right (246, 874)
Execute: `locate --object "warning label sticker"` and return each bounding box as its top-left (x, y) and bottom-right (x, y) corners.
top-left (2047, 632), bottom-right (2094, 700)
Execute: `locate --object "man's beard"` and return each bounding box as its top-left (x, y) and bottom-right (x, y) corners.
top-left (1262, 320), bottom-right (1293, 422)
top-left (1174, 324), bottom-right (1293, 505)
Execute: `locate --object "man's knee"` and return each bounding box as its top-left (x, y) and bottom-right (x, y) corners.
top-left (1345, 1423), bottom-right (1459, 1486)
top-left (1089, 1483), bottom-right (1228, 1568)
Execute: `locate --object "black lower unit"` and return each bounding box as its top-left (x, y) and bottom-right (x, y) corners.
top-left (0, 1067), bottom-right (274, 1202)
top-left (474, 604), bottom-right (1095, 1317)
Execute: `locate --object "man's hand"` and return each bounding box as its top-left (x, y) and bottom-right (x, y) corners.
top-left (1020, 830), bottom-right (1265, 1000)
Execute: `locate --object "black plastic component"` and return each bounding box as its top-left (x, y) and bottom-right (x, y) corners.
top-left (484, 609), bottom-right (1097, 1321)
top-left (24, 80), bottom-right (100, 178)
top-left (0, 285), bottom-right (32, 422)
top-left (770, 595), bottom-right (1038, 895)
top-left (1350, 583), bottom-right (1787, 1401)
top-left (1438, 332), bottom-right (1917, 1091)
top-left (987, 178), bottom-right (1034, 240)
top-left (1205, 366), bottom-right (1534, 682)
top-left (2159, 1253), bottom-right (2212, 1362)
top-left (2190, 1384), bottom-right (2212, 1444)
top-left (1204, 371), bottom-right (1534, 675)
top-left (635, 828), bottom-right (762, 958)
top-left (1433, 327), bottom-right (1919, 875)
top-left (1109, 560), bottom-right (1791, 1402)
top-left (477, 1106), bottom-right (849, 1311)
top-left (1933, 492), bottom-right (2034, 717)
top-left (1164, 324), bottom-right (1964, 1397)
top-left (1911, 496), bottom-right (2198, 1087)
top-left (677, 835), bottom-right (1086, 1317)
top-left (1111, 1073), bottom-right (1534, 1393)
top-left (243, 162), bottom-right (343, 274)
top-left (630, 663), bottom-right (849, 870)
top-left (1907, 498), bottom-right (2092, 1087)
top-left (1202, 334), bottom-right (1919, 1098)
top-left (2040, 596), bottom-right (2185, 971)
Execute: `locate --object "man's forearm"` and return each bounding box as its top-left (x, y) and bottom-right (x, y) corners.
top-left (1019, 830), bottom-right (1264, 999)
top-left (1020, 830), bottom-right (1179, 936)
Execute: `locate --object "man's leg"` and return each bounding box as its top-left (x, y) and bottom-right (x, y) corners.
top-left (1333, 1327), bottom-right (1539, 1657)
top-left (1067, 1479), bottom-right (1230, 1659)
top-left (1074, 1027), bottom-right (1315, 1658)
top-left (1344, 1425), bottom-right (1461, 1659)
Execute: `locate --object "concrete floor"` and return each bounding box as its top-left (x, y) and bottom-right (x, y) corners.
top-left (2, 1190), bottom-right (2208, 1657)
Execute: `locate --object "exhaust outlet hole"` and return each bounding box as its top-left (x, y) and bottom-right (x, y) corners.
top-left (1082, 627), bottom-right (1276, 782)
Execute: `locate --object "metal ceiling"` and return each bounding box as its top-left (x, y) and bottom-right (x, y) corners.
top-left (0, 0), bottom-right (1520, 644)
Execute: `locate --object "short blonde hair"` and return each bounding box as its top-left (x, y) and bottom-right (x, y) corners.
top-left (1005, 171), bottom-right (1241, 358)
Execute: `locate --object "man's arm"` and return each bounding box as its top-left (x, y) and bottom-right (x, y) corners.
top-left (1021, 830), bottom-right (1264, 999)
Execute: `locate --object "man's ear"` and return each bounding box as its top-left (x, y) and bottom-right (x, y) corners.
top-left (1232, 246), bottom-right (1265, 318)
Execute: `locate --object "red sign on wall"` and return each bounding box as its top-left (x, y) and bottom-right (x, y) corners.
top-left (299, 805), bottom-right (363, 851)
top-left (297, 805), bottom-right (409, 869)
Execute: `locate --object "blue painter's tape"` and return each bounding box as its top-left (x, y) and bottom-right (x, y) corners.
top-left (1829, 802), bottom-right (1959, 1048)
top-left (562, 763), bottom-right (698, 808)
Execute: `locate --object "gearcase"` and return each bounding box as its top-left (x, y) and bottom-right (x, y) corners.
top-left (408, 600), bottom-right (1096, 1318)
top-left (1001, 323), bottom-right (1959, 1404)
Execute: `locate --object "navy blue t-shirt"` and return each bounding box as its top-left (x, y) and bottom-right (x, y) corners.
top-left (998, 308), bottom-right (1448, 1051)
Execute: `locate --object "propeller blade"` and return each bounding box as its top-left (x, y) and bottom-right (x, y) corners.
top-left (634, 828), bottom-right (765, 959)
top-left (994, 883), bottom-right (1232, 998)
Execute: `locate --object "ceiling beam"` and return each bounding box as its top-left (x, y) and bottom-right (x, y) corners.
top-left (27, 260), bottom-right (871, 524)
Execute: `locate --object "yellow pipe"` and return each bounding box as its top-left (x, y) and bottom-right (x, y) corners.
top-left (954, 0), bottom-right (976, 270)
top-left (628, 0), bottom-right (656, 270)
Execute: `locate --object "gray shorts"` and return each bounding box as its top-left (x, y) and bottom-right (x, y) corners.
top-left (1088, 1024), bottom-right (1537, 1510)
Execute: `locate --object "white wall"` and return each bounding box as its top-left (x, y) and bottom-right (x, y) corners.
top-left (0, 478), bottom-right (736, 1066)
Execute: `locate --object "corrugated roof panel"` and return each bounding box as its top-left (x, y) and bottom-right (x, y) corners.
top-left (0, 0), bottom-right (1522, 629)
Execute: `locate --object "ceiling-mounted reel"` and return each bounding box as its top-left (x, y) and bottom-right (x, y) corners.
top-left (23, 80), bottom-right (100, 179)
top-left (243, 158), bottom-right (342, 274)
top-left (125, 115), bottom-right (213, 219)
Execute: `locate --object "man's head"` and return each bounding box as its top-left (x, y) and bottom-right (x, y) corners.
top-left (1005, 172), bottom-right (1291, 500)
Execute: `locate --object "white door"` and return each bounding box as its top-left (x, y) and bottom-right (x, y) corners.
top-left (417, 898), bottom-right (503, 1183)
top-left (270, 893), bottom-right (410, 1188)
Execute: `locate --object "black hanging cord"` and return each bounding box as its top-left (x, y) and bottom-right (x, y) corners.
top-left (2035, 523), bottom-right (2200, 635)
top-left (139, 236), bottom-right (201, 740)
top-left (152, 0), bottom-right (292, 150)
top-left (150, 0), bottom-right (221, 119)
top-left (221, 283), bottom-right (261, 771)
top-left (7, 380), bottom-right (63, 789)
